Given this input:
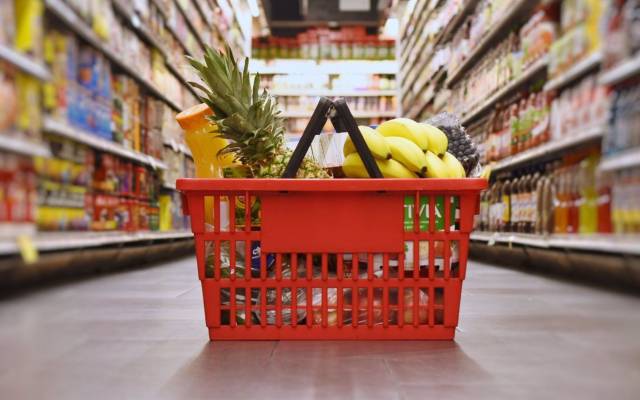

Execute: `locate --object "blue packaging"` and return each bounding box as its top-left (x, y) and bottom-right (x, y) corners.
top-left (250, 241), bottom-right (275, 272)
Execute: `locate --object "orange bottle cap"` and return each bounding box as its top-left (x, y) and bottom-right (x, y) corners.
top-left (176, 103), bottom-right (213, 131)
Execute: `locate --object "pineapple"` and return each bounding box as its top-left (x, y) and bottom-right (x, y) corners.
top-left (187, 46), bottom-right (329, 178)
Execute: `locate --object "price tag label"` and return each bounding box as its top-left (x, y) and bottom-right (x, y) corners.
top-left (17, 235), bottom-right (38, 265)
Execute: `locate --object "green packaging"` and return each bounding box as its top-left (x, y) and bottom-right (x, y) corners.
top-left (403, 195), bottom-right (458, 231)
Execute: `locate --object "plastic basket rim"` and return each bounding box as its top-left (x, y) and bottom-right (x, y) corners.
top-left (177, 178), bottom-right (488, 192)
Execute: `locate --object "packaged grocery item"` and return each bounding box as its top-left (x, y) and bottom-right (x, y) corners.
top-left (14, 0), bottom-right (43, 58)
top-left (0, 0), bottom-right (15, 45)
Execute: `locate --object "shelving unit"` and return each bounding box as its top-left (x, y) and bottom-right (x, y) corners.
top-left (270, 89), bottom-right (396, 97)
top-left (445, 0), bottom-right (533, 88)
top-left (43, 117), bottom-right (168, 170)
top-left (0, 230), bottom-right (192, 256)
top-left (470, 231), bottom-right (640, 256)
top-left (282, 110), bottom-right (397, 119)
top-left (44, 0), bottom-right (183, 112)
top-left (599, 53), bottom-right (640, 86)
top-left (461, 56), bottom-right (548, 125)
top-left (544, 52), bottom-right (602, 92)
top-left (250, 59), bottom-right (397, 75)
top-left (400, 0), bottom-right (475, 97)
top-left (599, 147), bottom-right (640, 172)
top-left (491, 125), bottom-right (605, 172)
top-left (0, 45), bottom-right (51, 81)
top-left (111, 0), bottom-right (200, 99)
top-left (0, 134), bottom-right (51, 158)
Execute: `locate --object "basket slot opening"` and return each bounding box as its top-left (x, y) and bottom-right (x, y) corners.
top-left (435, 287), bottom-right (445, 325)
top-left (234, 194), bottom-right (260, 231)
top-left (342, 288), bottom-right (352, 326)
top-left (229, 195), bottom-right (236, 232)
top-left (452, 195), bottom-right (461, 230)
top-left (450, 240), bottom-right (460, 279)
top-left (432, 240), bottom-right (445, 278)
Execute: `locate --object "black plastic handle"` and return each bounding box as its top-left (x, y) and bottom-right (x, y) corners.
top-left (333, 98), bottom-right (382, 178)
top-left (281, 97), bottom-right (383, 178)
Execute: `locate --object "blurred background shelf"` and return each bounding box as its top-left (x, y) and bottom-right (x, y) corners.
top-left (43, 118), bottom-right (168, 170)
top-left (0, 230), bottom-right (193, 256)
top-left (471, 231), bottom-right (640, 256)
top-left (0, 45), bottom-right (50, 81)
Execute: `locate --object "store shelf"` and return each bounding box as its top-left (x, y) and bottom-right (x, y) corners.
top-left (544, 52), bottom-right (602, 92)
top-left (43, 117), bottom-right (168, 170)
top-left (401, 0), bottom-right (475, 90)
top-left (461, 56), bottom-right (548, 125)
top-left (599, 147), bottom-right (640, 172)
top-left (491, 125), bottom-right (605, 172)
top-left (437, 0), bottom-right (477, 48)
top-left (599, 53), bottom-right (640, 86)
top-left (400, 7), bottom-right (439, 88)
top-left (446, 0), bottom-right (532, 88)
top-left (0, 230), bottom-right (193, 256)
top-left (282, 110), bottom-right (396, 119)
top-left (45, 0), bottom-right (183, 111)
top-left (0, 134), bottom-right (51, 158)
top-left (405, 67), bottom-right (446, 119)
top-left (0, 45), bottom-right (51, 81)
top-left (111, 0), bottom-right (199, 99)
top-left (471, 231), bottom-right (640, 256)
top-left (251, 59), bottom-right (397, 75)
top-left (163, 139), bottom-right (193, 158)
top-left (174, 0), bottom-right (208, 50)
top-left (399, 0), bottom-right (426, 40)
top-left (400, 0), bottom-right (435, 67)
top-left (112, 0), bottom-right (167, 58)
top-left (270, 89), bottom-right (396, 97)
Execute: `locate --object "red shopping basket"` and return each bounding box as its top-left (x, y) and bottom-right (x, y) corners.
top-left (177, 98), bottom-right (486, 340)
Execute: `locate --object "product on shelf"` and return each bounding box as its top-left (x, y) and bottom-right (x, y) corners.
top-left (0, 152), bottom-right (37, 225)
top-left (0, 0), bottom-right (15, 46)
top-left (550, 74), bottom-right (610, 139)
top-left (603, 0), bottom-right (640, 69)
top-left (604, 79), bottom-right (640, 155)
top-left (252, 27), bottom-right (395, 61)
top-left (449, 6), bottom-right (556, 118)
top-left (548, 0), bottom-right (604, 78)
top-left (15, 0), bottom-right (44, 59)
top-left (477, 144), bottom-right (612, 236)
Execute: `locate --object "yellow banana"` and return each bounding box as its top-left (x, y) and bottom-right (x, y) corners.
top-left (343, 153), bottom-right (417, 178)
top-left (343, 126), bottom-right (392, 160)
top-left (421, 123), bottom-right (449, 156)
top-left (424, 151), bottom-right (449, 178)
top-left (441, 152), bottom-right (466, 178)
top-left (376, 118), bottom-right (429, 151)
top-left (384, 136), bottom-right (428, 174)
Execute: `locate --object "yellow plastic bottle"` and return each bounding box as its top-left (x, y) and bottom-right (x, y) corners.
top-left (176, 103), bottom-right (236, 226)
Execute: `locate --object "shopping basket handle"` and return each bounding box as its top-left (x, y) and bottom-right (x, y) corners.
top-left (281, 97), bottom-right (383, 178)
top-left (281, 97), bottom-right (332, 178)
top-left (333, 98), bottom-right (383, 178)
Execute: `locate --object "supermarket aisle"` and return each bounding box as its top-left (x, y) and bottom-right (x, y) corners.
top-left (0, 258), bottom-right (638, 400)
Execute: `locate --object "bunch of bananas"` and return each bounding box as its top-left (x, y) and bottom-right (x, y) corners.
top-left (342, 118), bottom-right (466, 179)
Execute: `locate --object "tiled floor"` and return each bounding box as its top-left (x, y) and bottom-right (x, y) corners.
top-left (0, 257), bottom-right (638, 400)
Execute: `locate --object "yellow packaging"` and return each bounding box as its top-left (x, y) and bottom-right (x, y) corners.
top-left (15, 73), bottom-right (42, 139)
top-left (159, 195), bottom-right (172, 231)
top-left (14, 0), bottom-right (43, 57)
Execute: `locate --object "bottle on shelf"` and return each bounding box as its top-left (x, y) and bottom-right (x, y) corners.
top-left (501, 178), bottom-right (512, 232)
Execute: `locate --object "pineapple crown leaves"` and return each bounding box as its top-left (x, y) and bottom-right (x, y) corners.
top-left (187, 45), bottom-right (285, 169)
